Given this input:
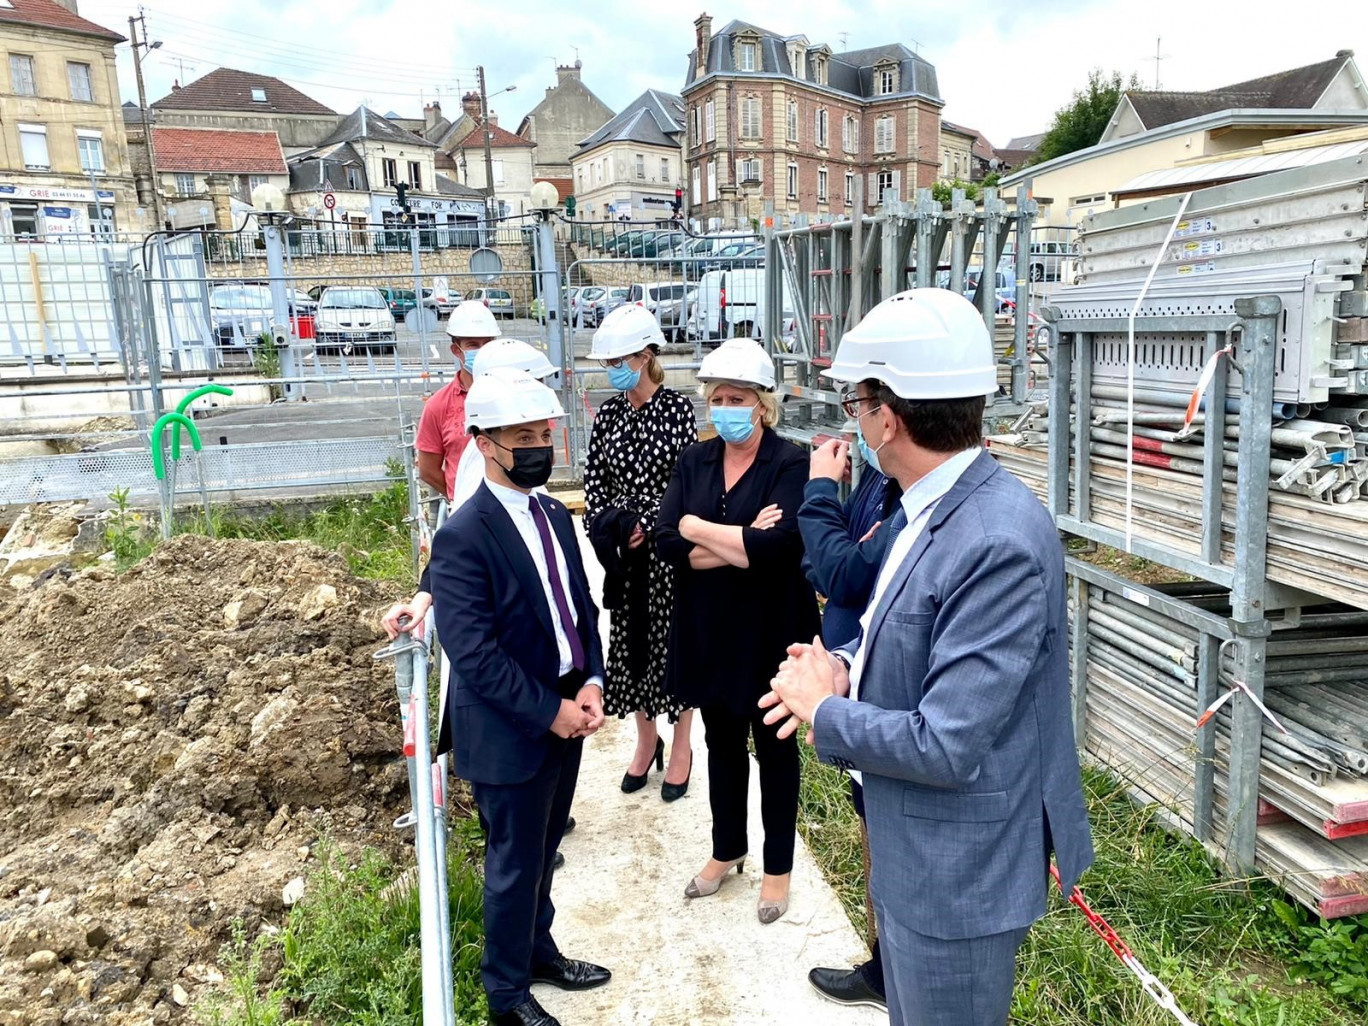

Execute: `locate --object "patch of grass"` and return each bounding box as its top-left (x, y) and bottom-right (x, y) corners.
top-left (198, 829), bottom-right (488, 1026)
top-left (184, 478), bottom-right (415, 586)
top-left (800, 750), bottom-right (1366, 1025)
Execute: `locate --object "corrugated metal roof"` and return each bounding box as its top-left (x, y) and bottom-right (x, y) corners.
top-left (1115, 139), bottom-right (1368, 194)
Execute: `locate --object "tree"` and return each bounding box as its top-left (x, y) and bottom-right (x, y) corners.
top-left (1032, 70), bottom-right (1141, 165)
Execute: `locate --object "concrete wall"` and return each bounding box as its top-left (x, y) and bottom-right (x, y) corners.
top-left (148, 110), bottom-right (340, 152)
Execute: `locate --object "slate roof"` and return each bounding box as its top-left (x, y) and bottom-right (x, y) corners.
top-left (0, 0), bottom-right (123, 42)
top-left (287, 142), bottom-right (368, 193)
top-left (322, 107), bottom-right (437, 149)
top-left (151, 128), bottom-right (287, 174)
top-left (1004, 132), bottom-right (1045, 152)
top-left (1124, 55), bottom-right (1356, 131)
top-left (684, 20), bottom-right (941, 104)
top-left (152, 68), bottom-right (335, 115)
top-left (435, 174), bottom-right (484, 198)
top-left (577, 89), bottom-right (684, 153)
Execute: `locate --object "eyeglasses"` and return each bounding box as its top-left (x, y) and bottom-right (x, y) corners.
top-left (597, 354), bottom-right (642, 369)
top-left (839, 390), bottom-right (881, 418)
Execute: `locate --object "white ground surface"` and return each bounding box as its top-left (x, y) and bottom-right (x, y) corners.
top-left (532, 522), bottom-right (886, 1025)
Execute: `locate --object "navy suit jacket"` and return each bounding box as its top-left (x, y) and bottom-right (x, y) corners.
top-left (431, 482), bottom-right (605, 785)
top-left (814, 451), bottom-right (1094, 940)
top-left (799, 473), bottom-right (897, 648)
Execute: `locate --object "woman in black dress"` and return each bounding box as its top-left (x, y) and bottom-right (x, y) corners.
top-left (584, 306), bottom-right (699, 800)
top-left (656, 338), bottom-right (820, 924)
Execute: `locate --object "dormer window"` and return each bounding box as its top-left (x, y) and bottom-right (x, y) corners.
top-left (875, 62), bottom-right (899, 96)
top-left (813, 55), bottom-right (828, 86)
top-left (734, 31), bottom-right (762, 73)
top-left (251, 88), bottom-right (267, 102)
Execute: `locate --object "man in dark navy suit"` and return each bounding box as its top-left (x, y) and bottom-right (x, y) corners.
top-left (432, 368), bottom-right (611, 1026)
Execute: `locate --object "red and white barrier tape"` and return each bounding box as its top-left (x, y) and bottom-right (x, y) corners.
top-left (1175, 344), bottom-right (1234, 440)
top-left (1195, 679), bottom-right (1289, 735)
top-left (1051, 865), bottom-right (1200, 1026)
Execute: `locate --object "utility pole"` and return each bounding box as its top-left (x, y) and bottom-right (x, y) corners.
top-left (130, 14), bottom-right (163, 229)
top-left (478, 65), bottom-right (496, 228)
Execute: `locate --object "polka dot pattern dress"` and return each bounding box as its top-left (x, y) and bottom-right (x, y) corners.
top-left (584, 386), bottom-right (698, 721)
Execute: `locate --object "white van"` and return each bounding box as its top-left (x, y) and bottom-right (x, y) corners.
top-left (689, 268), bottom-right (794, 343)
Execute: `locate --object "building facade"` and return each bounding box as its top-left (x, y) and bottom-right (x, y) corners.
top-left (571, 90), bottom-right (685, 222)
top-left (938, 122), bottom-right (976, 183)
top-left (152, 127), bottom-right (288, 231)
top-left (0, 2), bottom-right (133, 237)
top-left (451, 110), bottom-right (537, 219)
top-left (516, 61), bottom-right (615, 180)
top-left (146, 69), bottom-right (339, 155)
top-left (682, 16), bottom-right (943, 229)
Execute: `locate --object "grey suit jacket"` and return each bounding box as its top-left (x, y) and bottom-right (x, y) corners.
top-left (814, 450), bottom-right (1093, 940)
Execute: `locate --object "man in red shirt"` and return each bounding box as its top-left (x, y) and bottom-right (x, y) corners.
top-left (416, 301), bottom-right (500, 498)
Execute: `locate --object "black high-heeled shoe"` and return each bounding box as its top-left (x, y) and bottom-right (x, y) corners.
top-left (661, 748), bottom-right (692, 803)
top-left (620, 736), bottom-right (664, 794)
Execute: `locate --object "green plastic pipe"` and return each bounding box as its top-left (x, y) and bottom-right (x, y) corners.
top-left (172, 384), bottom-right (233, 460)
top-left (151, 412), bottom-right (201, 481)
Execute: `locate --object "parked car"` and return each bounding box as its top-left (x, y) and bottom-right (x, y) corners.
top-left (696, 240), bottom-right (763, 273)
top-left (209, 284), bottom-right (316, 345)
top-left (376, 287), bottom-right (437, 319)
top-left (467, 287), bottom-right (515, 317)
top-left (656, 286), bottom-right (698, 343)
top-left (313, 286), bottom-right (397, 354)
top-left (424, 287), bottom-right (463, 318)
top-left (964, 268), bottom-right (1015, 313)
top-left (626, 281), bottom-right (688, 318)
top-left (690, 268), bottom-right (794, 343)
top-left (573, 286), bottom-right (606, 325)
top-left (583, 287), bottom-right (628, 327)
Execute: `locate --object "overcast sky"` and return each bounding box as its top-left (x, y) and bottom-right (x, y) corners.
top-left (80, 1), bottom-right (1365, 147)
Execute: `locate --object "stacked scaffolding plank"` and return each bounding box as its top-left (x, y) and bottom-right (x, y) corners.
top-left (995, 154), bottom-right (1368, 917)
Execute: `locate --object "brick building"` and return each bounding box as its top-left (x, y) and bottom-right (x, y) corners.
top-left (682, 14), bottom-right (944, 228)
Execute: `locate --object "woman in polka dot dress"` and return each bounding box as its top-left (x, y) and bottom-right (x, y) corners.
top-left (584, 306), bottom-right (698, 801)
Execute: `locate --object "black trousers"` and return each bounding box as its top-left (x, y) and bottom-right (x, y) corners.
top-left (469, 735), bottom-right (582, 1014)
top-left (700, 702), bottom-right (799, 875)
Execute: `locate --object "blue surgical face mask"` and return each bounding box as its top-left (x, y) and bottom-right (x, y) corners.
top-left (711, 405), bottom-right (757, 444)
top-left (607, 360), bottom-right (641, 391)
top-left (456, 347), bottom-right (476, 374)
top-left (857, 434), bottom-right (885, 477)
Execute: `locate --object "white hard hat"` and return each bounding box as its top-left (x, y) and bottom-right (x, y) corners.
top-left (697, 337), bottom-right (775, 390)
top-left (472, 337), bottom-right (556, 379)
top-left (446, 300), bottom-right (499, 339)
top-left (823, 288), bottom-right (995, 399)
top-left (589, 304), bottom-right (664, 360)
top-left (465, 366), bottom-right (566, 431)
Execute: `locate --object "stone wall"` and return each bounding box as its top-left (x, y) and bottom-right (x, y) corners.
top-left (205, 241), bottom-right (543, 308)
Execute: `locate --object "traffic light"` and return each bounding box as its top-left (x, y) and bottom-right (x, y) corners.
top-left (395, 182), bottom-right (410, 213)
top-left (565, 195), bottom-right (576, 218)
top-left (672, 187), bottom-right (683, 214)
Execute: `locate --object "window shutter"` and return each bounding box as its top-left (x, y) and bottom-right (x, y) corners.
top-left (867, 173), bottom-right (877, 208)
top-left (891, 170), bottom-right (902, 203)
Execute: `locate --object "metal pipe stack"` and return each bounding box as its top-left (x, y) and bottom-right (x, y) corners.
top-left (1070, 573), bottom-right (1368, 918)
top-left (986, 156), bottom-right (1368, 918)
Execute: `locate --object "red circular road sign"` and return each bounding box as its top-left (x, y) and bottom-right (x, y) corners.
top-left (323, 192), bottom-right (336, 210)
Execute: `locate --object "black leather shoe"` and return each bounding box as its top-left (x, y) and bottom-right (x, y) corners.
top-left (661, 749), bottom-right (692, 803)
top-left (808, 966), bottom-right (887, 1009)
top-left (552, 851), bottom-right (565, 871)
top-left (563, 816), bottom-right (576, 835)
top-left (531, 955), bottom-right (612, 991)
top-left (621, 737), bottom-right (664, 793)
top-left (490, 995), bottom-right (561, 1026)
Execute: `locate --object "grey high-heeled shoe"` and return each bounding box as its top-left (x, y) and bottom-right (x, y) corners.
top-left (757, 895), bottom-right (789, 924)
top-left (684, 856), bottom-right (746, 899)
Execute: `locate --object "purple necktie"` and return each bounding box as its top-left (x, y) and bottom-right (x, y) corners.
top-left (528, 495), bottom-right (586, 672)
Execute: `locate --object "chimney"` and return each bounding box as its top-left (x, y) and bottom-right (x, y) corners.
top-left (556, 63), bottom-right (581, 85)
top-left (1336, 48), bottom-right (1355, 59)
top-left (695, 13), bottom-right (713, 72)
top-left (487, 112), bottom-right (499, 128)
top-left (424, 101), bottom-right (442, 130)
top-left (171, 80), bottom-right (180, 92)
top-left (52, 1), bottom-right (81, 13)
top-left (462, 91), bottom-right (482, 120)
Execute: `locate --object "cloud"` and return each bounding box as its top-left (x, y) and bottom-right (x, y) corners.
top-left (79, 0), bottom-right (1366, 149)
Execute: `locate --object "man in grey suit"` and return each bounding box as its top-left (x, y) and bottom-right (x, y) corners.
top-left (762, 289), bottom-right (1093, 1026)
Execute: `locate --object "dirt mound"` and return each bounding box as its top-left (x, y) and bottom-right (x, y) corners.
top-left (0, 536), bottom-right (413, 1025)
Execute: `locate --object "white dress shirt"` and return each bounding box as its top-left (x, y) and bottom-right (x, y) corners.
top-left (831, 447), bottom-right (981, 784)
top-left (482, 474), bottom-right (601, 690)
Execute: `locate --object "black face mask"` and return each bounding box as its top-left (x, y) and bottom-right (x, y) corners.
top-left (492, 440), bottom-right (555, 489)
